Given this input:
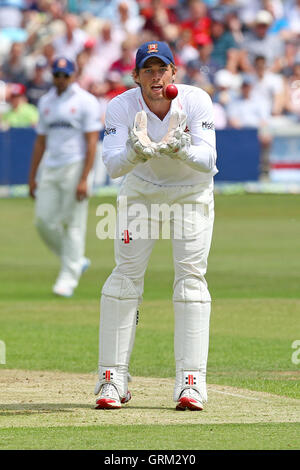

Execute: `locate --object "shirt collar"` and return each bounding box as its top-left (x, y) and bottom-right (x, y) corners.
top-left (53, 82), bottom-right (79, 98)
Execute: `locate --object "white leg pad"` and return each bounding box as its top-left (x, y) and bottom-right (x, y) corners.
top-left (97, 272), bottom-right (139, 398)
top-left (173, 300), bottom-right (211, 402)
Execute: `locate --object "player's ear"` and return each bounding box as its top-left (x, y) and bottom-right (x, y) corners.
top-left (132, 69), bottom-right (140, 85)
top-left (171, 65), bottom-right (177, 82)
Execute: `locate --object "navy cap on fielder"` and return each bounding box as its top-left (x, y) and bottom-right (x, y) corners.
top-left (52, 57), bottom-right (75, 76)
top-left (135, 41), bottom-right (175, 69)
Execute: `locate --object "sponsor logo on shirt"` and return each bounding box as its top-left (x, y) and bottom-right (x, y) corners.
top-left (202, 121), bottom-right (215, 130)
top-left (104, 127), bottom-right (117, 136)
top-left (49, 121), bottom-right (73, 129)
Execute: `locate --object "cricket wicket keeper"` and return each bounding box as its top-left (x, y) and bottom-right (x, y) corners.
top-left (95, 41), bottom-right (218, 410)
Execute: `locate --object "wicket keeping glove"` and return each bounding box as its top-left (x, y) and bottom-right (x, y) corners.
top-left (127, 110), bottom-right (157, 163)
top-left (157, 111), bottom-right (191, 161)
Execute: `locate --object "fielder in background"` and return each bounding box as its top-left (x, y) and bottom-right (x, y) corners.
top-left (29, 57), bottom-right (101, 297)
top-left (95, 41), bottom-right (218, 411)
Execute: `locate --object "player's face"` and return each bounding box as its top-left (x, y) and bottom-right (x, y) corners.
top-left (53, 72), bottom-right (72, 94)
top-left (135, 58), bottom-right (175, 102)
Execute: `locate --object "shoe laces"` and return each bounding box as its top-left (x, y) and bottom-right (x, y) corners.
top-left (182, 388), bottom-right (202, 401)
top-left (101, 383), bottom-right (119, 399)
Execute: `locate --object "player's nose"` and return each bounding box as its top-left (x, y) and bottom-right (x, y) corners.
top-left (151, 70), bottom-right (161, 80)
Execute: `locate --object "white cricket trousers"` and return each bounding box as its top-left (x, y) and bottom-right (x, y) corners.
top-left (35, 160), bottom-right (90, 288)
top-left (98, 173), bottom-right (214, 401)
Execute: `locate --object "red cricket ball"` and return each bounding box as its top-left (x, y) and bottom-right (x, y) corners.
top-left (164, 84), bottom-right (178, 100)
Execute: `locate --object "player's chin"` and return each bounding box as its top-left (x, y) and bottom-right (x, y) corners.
top-left (149, 91), bottom-right (164, 101)
top-left (149, 87), bottom-right (164, 99)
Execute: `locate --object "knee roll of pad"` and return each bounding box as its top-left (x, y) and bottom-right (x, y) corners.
top-left (102, 272), bottom-right (139, 300)
top-left (173, 276), bottom-right (211, 302)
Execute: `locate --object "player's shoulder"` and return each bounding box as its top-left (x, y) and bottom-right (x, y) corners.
top-left (178, 84), bottom-right (212, 103)
top-left (110, 88), bottom-right (138, 106)
top-left (178, 84), bottom-right (213, 113)
top-left (73, 84), bottom-right (99, 104)
top-left (106, 88), bottom-right (138, 114)
top-left (38, 87), bottom-right (56, 107)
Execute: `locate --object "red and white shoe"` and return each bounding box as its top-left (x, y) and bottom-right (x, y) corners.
top-left (95, 383), bottom-right (131, 409)
top-left (176, 388), bottom-right (204, 411)
top-left (121, 390), bottom-right (132, 404)
top-left (52, 280), bottom-right (74, 298)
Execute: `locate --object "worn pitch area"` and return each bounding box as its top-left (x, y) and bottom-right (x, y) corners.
top-left (0, 370), bottom-right (299, 428)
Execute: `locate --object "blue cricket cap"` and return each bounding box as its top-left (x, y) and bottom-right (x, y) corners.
top-left (52, 57), bottom-right (75, 76)
top-left (135, 41), bottom-right (174, 69)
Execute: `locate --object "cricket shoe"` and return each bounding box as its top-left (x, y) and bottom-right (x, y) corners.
top-left (95, 383), bottom-right (131, 410)
top-left (52, 280), bottom-right (74, 298)
top-left (176, 388), bottom-right (204, 411)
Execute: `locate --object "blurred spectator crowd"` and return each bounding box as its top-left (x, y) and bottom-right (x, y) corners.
top-left (0, 0), bottom-right (300, 135)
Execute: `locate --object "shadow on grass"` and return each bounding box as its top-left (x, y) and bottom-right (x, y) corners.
top-left (0, 403), bottom-right (92, 413)
top-left (0, 403), bottom-right (175, 412)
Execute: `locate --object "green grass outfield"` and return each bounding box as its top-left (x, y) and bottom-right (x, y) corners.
top-left (0, 194), bottom-right (299, 450)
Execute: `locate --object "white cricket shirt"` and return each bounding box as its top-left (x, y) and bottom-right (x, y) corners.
top-left (37, 83), bottom-right (102, 167)
top-left (102, 84), bottom-right (218, 186)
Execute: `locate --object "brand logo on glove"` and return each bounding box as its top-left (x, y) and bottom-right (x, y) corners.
top-left (104, 127), bottom-right (116, 136)
top-left (202, 121), bottom-right (215, 130)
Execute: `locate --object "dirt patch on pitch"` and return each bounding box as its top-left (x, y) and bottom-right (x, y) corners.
top-left (0, 369), bottom-right (299, 428)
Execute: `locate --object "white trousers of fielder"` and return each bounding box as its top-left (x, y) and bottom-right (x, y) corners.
top-left (35, 160), bottom-right (91, 289)
top-left (96, 173), bottom-right (214, 402)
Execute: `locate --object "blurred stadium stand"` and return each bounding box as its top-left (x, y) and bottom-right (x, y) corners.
top-left (0, 0), bottom-right (300, 193)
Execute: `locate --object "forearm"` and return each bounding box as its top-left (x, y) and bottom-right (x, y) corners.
top-left (81, 143), bottom-right (97, 181)
top-left (80, 132), bottom-right (100, 181)
top-left (102, 109), bottom-right (157, 179)
top-left (183, 140), bottom-right (217, 173)
top-left (102, 144), bottom-right (138, 179)
top-left (29, 137), bottom-right (46, 182)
